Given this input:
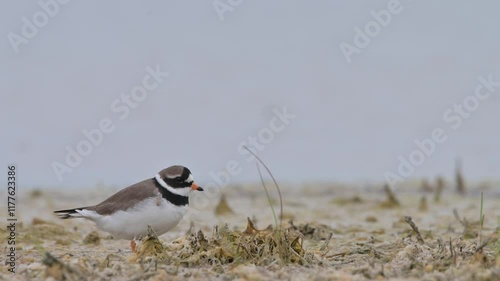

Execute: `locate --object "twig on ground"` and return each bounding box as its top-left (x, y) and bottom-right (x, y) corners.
top-left (404, 216), bottom-right (424, 244)
top-left (320, 233), bottom-right (333, 257)
top-left (383, 184), bottom-right (400, 207)
top-left (449, 237), bottom-right (454, 259)
top-left (453, 209), bottom-right (467, 226)
top-left (475, 237), bottom-right (492, 253)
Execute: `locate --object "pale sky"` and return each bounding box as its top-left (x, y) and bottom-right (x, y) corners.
top-left (1, 1), bottom-right (499, 189)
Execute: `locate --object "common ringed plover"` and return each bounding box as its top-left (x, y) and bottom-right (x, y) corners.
top-left (54, 165), bottom-right (203, 251)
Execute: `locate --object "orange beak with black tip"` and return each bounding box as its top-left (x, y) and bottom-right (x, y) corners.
top-left (191, 183), bottom-right (203, 191)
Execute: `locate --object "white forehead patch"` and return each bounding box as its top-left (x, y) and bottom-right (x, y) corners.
top-left (186, 174), bottom-right (193, 183)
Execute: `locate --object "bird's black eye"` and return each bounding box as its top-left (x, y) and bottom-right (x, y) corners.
top-left (175, 177), bottom-right (183, 182)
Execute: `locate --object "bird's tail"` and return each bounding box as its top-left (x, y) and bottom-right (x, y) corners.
top-left (53, 207), bottom-right (89, 219)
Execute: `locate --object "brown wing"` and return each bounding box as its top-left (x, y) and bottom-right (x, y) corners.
top-left (87, 178), bottom-right (160, 215)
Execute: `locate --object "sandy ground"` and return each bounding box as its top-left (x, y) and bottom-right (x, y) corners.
top-left (1, 183), bottom-right (499, 281)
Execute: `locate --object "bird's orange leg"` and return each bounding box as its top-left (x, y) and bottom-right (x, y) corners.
top-left (130, 240), bottom-right (136, 252)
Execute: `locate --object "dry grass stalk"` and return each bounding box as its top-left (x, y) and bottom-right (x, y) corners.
top-left (83, 231), bottom-right (100, 245)
top-left (242, 145), bottom-right (283, 229)
top-left (404, 216), bottom-right (424, 244)
top-left (380, 184), bottom-right (400, 208)
top-left (455, 158), bottom-right (466, 195)
top-left (242, 145), bottom-right (287, 263)
top-left (454, 208), bottom-right (481, 239)
top-left (453, 208), bottom-right (467, 226)
top-left (420, 179), bottom-right (433, 192)
top-left (478, 192), bottom-right (484, 248)
top-left (433, 176), bottom-right (445, 203)
top-left (162, 218), bottom-right (308, 267)
top-left (130, 225), bottom-right (165, 262)
top-left (418, 196), bottom-right (428, 212)
top-left (42, 252), bottom-right (88, 281)
top-left (215, 194), bottom-right (234, 216)
top-left (475, 238), bottom-right (493, 253)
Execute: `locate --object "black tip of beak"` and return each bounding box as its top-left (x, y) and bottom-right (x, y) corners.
top-left (197, 186), bottom-right (204, 191)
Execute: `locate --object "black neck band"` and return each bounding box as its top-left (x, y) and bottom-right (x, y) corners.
top-left (153, 178), bottom-right (189, 206)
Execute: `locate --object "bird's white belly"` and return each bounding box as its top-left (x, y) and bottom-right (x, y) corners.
top-left (94, 198), bottom-right (188, 240)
